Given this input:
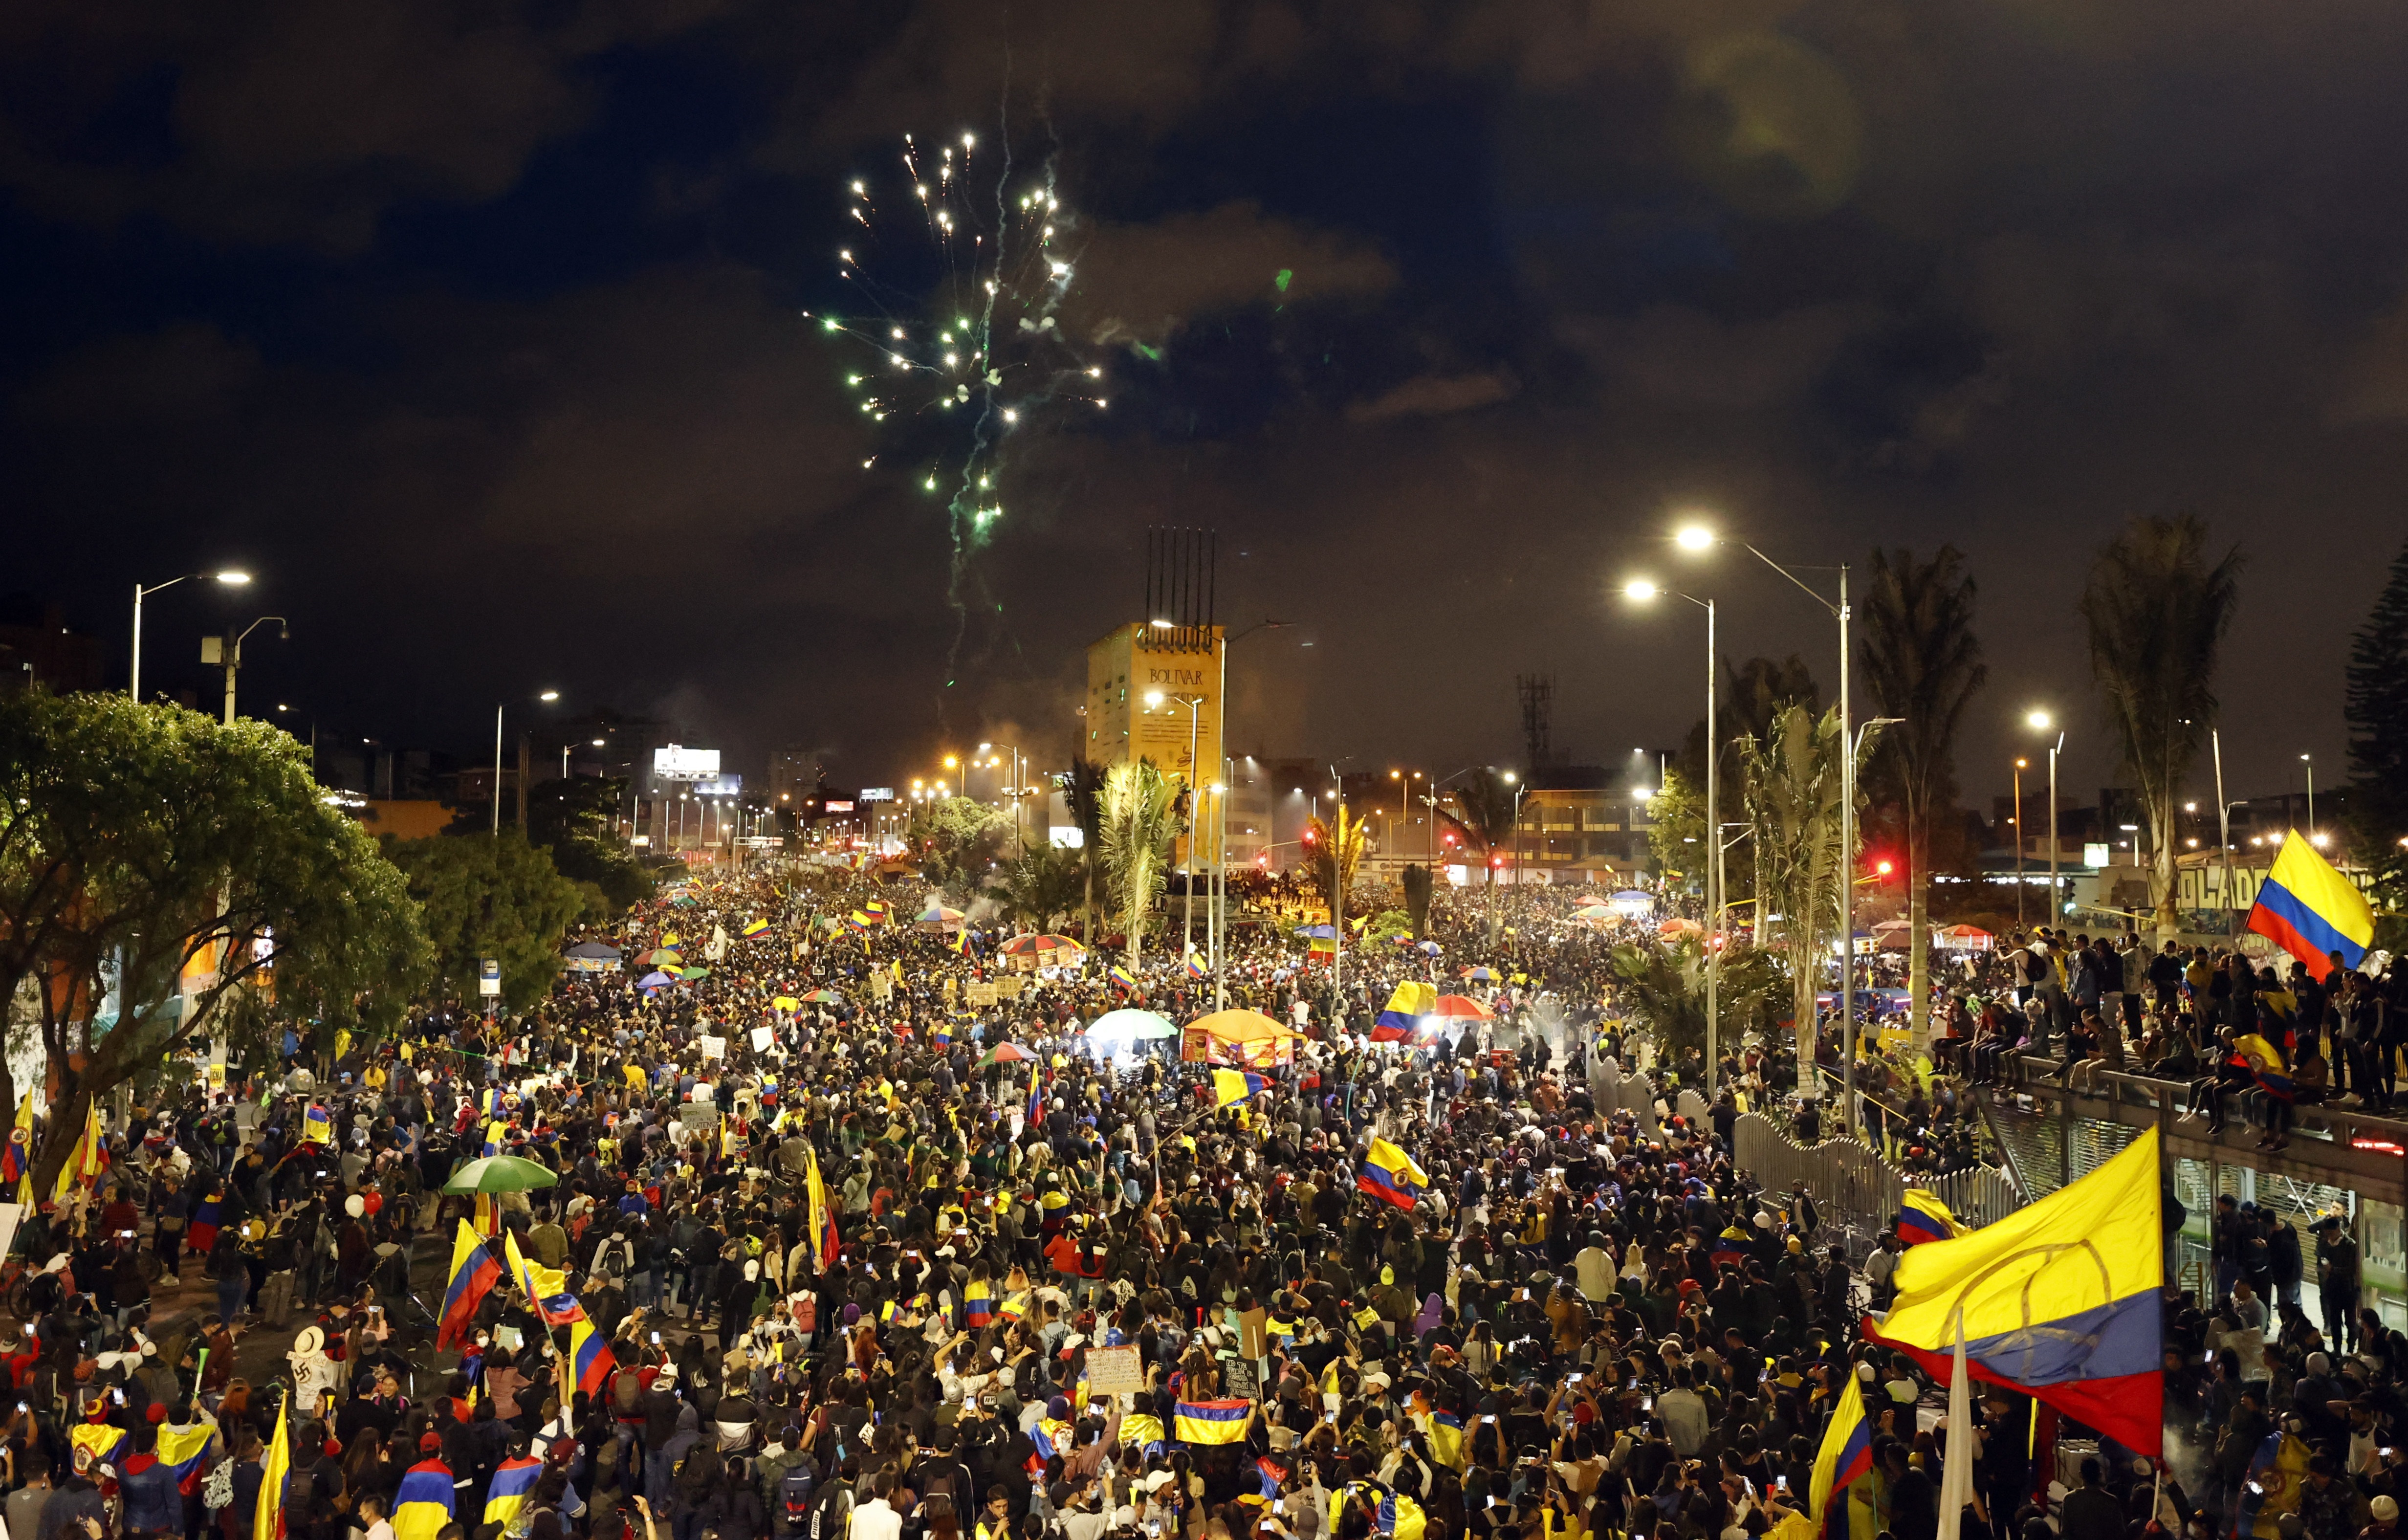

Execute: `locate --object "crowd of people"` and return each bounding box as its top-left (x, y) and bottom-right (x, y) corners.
top-left (0, 866), bottom-right (2394, 1540)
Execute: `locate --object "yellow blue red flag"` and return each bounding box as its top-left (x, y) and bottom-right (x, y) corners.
top-left (1212, 1070), bottom-right (1272, 1107)
top-left (1357, 1138), bottom-right (1427, 1210)
top-left (1175, 1398), bottom-right (1253, 1444)
top-left (1806, 1374), bottom-right (1873, 1523)
top-left (1371, 981), bottom-right (1437, 1042)
top-left (1869, 1125), bottom-right (2164, 1454)
top-left (2248, 834), bottom-right (2374, 982)
top-left (1894, 1189), bottom-right (1963, 1247)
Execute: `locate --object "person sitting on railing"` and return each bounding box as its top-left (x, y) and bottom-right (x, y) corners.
top-left (2053, 1007), bottom-right (2101, 1085)
top-left (2066, 1018), bottom-right (2114, 1093)
top-left (2183, 1027), bottom-right (2249, 1134)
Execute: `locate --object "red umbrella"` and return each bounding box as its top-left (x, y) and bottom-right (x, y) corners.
top-left (999, 933), bottom-right (1083, 957)
top-left (1426, 994), bottom-right (1494, 1021)
top-left (979, 1043), bottom-right (1037, 1065)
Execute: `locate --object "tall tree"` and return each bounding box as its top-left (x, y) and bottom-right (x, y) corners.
top-left (1096, 758), bottom-right (1182, 973)
top-left (985, 839), bottom-right (1087, 932)
top-left (2080, 515), bottom-right (2245, 938)
top-left (1058, 759), bottom-right (1108, 943)
top-left (0, 693), bottom-right (430, 1192)
top-left (1438, 769), bottom-right (1519, 944)
top-left (383, 832), bottom-right (590, 1011)
top-left (1859, 546), bottom-right (1988, 1047)
top-left (2346, 539), bottom-right (2408, 925)
top-left (1743, 704), bottom-right (1875, 1098)
top-left (1304, 806), bottom-right (1371, 924)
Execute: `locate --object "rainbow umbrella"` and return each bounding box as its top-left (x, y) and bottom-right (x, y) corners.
top-left (800, 989), bottom-right (844, 1004)
top-left (1426, 994), bottom-right (1493, 1020)
top-left (1460, 966), bottom-right (1500, 982)
top-left (999, 933), bottom-right (1082, 956)
top-left (979, 1043), bottom-right (1037, 1066)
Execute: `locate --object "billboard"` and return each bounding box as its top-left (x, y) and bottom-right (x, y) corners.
top-left (859, 787), bottom-right (896, 802)
top-left (653, 745), bottom-right (721, 782)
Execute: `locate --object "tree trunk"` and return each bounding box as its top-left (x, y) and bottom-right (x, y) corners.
top-left (1908, 807), bottom-right (1931, 1056)
top-left (2152, 795), bottom-right (2181, 942)
top-left (1486, 862), bottom-right (1499, 945)
top-left (1795, 928), bottom-right (1819, 1101)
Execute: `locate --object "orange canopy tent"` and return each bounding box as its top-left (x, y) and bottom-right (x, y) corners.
top-left (1181, 1009), bottom-right (1302, 1067)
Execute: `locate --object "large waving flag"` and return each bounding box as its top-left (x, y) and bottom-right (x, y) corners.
top-left (1109, 964), bottom-right (1138, 992)
top-left (392, 1458), bottom-right (457, 1540)
top-left (964, 1277), bottom-right (994, 1329)
top-left (300, 1104), bottom-right (333, 1146)
top-left (483, 1456), bottom-right (544, 1528)
top-left (1212, 1070), bottom-right (1272, 1108)
top-left (2234, 1428), bottom-right (2311, 1540)
top-left (1868, 1125), bottom-right (2164, 1454)
top-left (569, 1314), bottom-right (617, 1397)
top-left (2248, 834), bottom-right (2374, 982)
top-left (806, 1146), bottom-right (841, 1270)
top-left (1174, 1399), bottom-right (1253, 1444)
top-left (438, 1221), bottom-right (503, 1351)
top-left (1371, 981), bottom-right (1437, 1042)
top-left (1806, 1374), bottom-right (1874, 1525)
top-left (1357, 1138), bottom-right (1428, 1210)
top-left (1895, 1189), bottom-right (1964, 1248)
top-left (255, 1394), bottom-right (290, 1540)
top-left (503, 1231), bottom-right (586, 1328)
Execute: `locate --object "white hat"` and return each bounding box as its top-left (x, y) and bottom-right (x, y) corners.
top-left (656, 1363), bottom-right (679, 1383)
top-left (292, 1327), bottom-right (325, 1355)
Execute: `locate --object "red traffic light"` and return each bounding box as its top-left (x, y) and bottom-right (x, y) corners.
top-left (1874, 858), bottom-right (1895, 877)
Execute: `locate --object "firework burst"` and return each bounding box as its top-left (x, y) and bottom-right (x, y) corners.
top-left (805, 131), bottom-right (1111, 686)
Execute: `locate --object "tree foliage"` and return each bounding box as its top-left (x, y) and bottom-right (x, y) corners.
top-left (1439, 769), bottom-right (1518, 943)
top-left (906, 795), bottom-right (1014, 895)
top-left (2347, 538), bottom-right (2408, 909)
top-left (1400, 863), bottom-right (1433, 939)
top-left (1610, 935), bottom-right (1789, 1063)
top-left (0, 692), bottom-right (430, 1191)
top-left (523, 774), bottom-right (656, 914)
top-left (1743, 704), bottom-right (1876, 1089)
top-left (1303, 805), bottom-right (1370, 920)
top-left (382, 832), bottom-right (586, 1012)
top-left (1057, 758), bottom-right (1108, 942)
top-left (2080, 514), bottom-right (2244, 936)
top-left (1859, 545), bottom-right (1987, 1038)
top-left (986, 840), bottom-right (1087, 932)
top-left (1646, 767), bottom-right (1707, 891)
top-left (1097, 759), bottom-right (1183, 971)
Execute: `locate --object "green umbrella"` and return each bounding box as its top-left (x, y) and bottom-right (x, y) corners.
top-left (979, 1043), bottom-right (1037, 1066)
top-left (678, 966), bottom-right (711, 981)
top-left (441, 1155), bottom-right (560, 1195)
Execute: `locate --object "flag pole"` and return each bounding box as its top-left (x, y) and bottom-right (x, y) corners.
top-left (1936, 1306), bottom-right (1973, 1540)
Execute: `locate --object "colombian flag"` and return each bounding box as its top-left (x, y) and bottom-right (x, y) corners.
top-left (157, 1418), bottom-right (217, 1495)
top-left (743, 919), bottom-right (771, 937)
top-left (1357, 1138), bottom-right (1428, 1210)
top-left (1185, 951), bottom-right (1208, 980)
top-left (256, 1395), bottom-right (291, 1540)
top-left (847, 911), bottom-right (875, 934)
top-left (951, 928), bottom-right (972, 957)
top-left (569, 1315), bottom-right (616, 1397)
top-left (1121, 1413), bottom-right (1167, 1456)
top-left (1109, 964), bottom-right (1138, 992)
top-left (2247, 834), bottom-right (2374, 983)
top-left (484, 1456), bottom-right (544, 1528)
top-left (1371, 981), bottom-right (1436, 1042)
top-left (1174, 1399), bottom-right (1253, 1445)
top-left (807, 1146), bottom-right (841, 1269)
top-left (1806, 1374), bottom-right (1874, 1525)
top-left (70, 1422), bottom-right (128, 1476)
top-left (1212, 1070), bottom-right (1272, 1107)
top-left (1426, 1410), bottom-right (1466, 1471)
top-left (2233, 1034), bottom-right (2295, 1102)
top-left (1867, 1125), bottom-right (2164, 1454)
top-left (185, 1197), bottom-right (223, 1256)
top-left (964, 1278), bottom-right (994, 1329)
top-left (1894, 1189), bottom-right (1963, 1247)
top-left (300, 1104), bottom-right (333, 1146)
top-left (438, 1221), bottom-right (502, 1352)
top-left (1377, 1491), bottom-right (1426, 1540)
top-left (392, 1458), bottom-right (457, 1540)
top-left (1710, 1224), bottom-right (1753, 1269)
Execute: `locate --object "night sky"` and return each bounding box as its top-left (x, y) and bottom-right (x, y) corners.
top-left (8, 0), bottom-right (2407, 804)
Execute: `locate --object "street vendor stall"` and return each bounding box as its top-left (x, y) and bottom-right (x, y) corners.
top-left (1181, 1008), bottom-right (1301, 1067)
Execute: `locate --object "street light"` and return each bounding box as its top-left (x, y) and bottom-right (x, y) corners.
top-left (1212, 619), bottom-right (1290, 1007)
top-left (2026, 711), bottom-right (2063, 928)
top-left (2301, 752), bottom-right (2315, 837)
top-left (1677, 521), bottom-right (1853, 1112)
top-left (979, 741), bottom-right (1027, 836)
top-left (206, 615), bottom-right (288, 725)
top-left (2013, 757), bottom-right (2029, 929)
top-left (130, 569), bottom-right (251, 702)
top-left (494, 690), bottom-right (562, 835)
top-left (1624, 576), bottom-right (1723, 1094)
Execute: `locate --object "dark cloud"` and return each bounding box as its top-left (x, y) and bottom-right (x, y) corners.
top-left (1064, 200), bottom-right (1397, 346)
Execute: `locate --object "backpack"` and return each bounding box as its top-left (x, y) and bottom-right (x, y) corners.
top-left (780, 1464), bottom-right (818, 1527)
top-left (807, 1483), bottom-right (853, 1540)
top-left (612, 1366), bottom-right (643, 1415)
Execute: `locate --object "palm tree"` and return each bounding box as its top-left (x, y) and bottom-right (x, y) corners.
top-left (1439, 769), bottom-right (1519, 944)
top-left (985, 840), bottom-right (1087, 932)
top-left (1096, 758), bottom-right (1183, 973)
top-left (1303, 806), bottom-right (1369, 920)
top-left (1610, 933), bottom-right (1790, 1063)
top-left (1859, 546), bottom-right (1987, 1049)
top-left (2080, 515), bottom-right (2245, 938)
top-left (1058, 758), bottom-right (1107, 943)
top-left (1744, 704), bottom-right (1875, 1097)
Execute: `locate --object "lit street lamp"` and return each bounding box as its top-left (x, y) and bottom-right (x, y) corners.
top-left (1623, 577), bottom-right (1723, 1094)
top-left (2027, 710), bottom-right (2063, 923)
top-left (131, 569), bottom-right (250, 702)
top-left (494, 690), bottom-right (562, 835)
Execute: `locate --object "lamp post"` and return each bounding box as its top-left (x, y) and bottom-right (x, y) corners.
top-left (131, 570), bottom-right (250, 702)
top-left (2214, 730), bottom-right (2237, 935)
top-left (978, 742), bottom-right (1025, 835)
top-left (1676, 522), bottom-right (1854, 1114)
top-left (2027, 711), bottom-right (2063, 924)
top-left (210, 615), bottom-right (288, 725)
top-left (1212, 620), bottom-right (1290, 1010)
top-left (1146, 690), bottom-right (1206, 958)
top-left (494, 690), bottom-right (562, 835)
top-left (2012, 757), bottom-right (2029, 930)
top-left (2301, 752), bottom-right (2315, 838)
top-left (1624, 579), bottom-right (1720, 1095)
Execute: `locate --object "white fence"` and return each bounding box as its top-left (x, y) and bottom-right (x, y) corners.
top-left (1731, 1112), bottom-right (2023, 1255)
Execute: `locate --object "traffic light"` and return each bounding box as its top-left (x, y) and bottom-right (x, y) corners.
top-left (1874, 858), bottom-right (1895, 877)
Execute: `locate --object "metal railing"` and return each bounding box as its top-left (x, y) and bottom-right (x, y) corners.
top-left (1731, 1112), bottom-right (2024, 1256)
